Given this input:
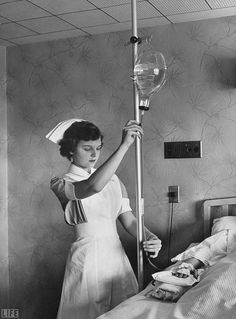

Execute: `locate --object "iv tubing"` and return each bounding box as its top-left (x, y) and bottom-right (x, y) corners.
top-left (131, 0), bottom-right (144, 291)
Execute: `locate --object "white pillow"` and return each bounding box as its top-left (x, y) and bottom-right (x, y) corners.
top-left (211, 216), bottom-right (236, 235)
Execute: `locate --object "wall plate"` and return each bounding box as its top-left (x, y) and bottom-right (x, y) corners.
top-left (164, 141), bottom-right (202, 158)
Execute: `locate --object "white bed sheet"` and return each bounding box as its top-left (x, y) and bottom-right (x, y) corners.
top-left (97, 249), bottom-right (236, 319)
top-left (97, 281), bottom-right (174, 319)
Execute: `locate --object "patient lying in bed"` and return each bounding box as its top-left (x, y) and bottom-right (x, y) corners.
top-left (97, 216), bottom-right (236, 319)
top-left (150, 216), bottom-right (236, 302)
top-left (150, 231), bottom-right (228, 301)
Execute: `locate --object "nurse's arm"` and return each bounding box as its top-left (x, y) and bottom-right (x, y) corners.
top-left (72, 143), bottom-right (129, 199)
top-left (118, 212), bottom-right (162, 258)
top-left (72, 121), bottom-right (143, 199)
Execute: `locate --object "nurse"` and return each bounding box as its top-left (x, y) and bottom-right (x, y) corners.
top-left (46, 119), bottom-right (162, 319)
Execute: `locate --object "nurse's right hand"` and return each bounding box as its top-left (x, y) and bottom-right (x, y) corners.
top-left (121, 120), bottom-right (143, 148)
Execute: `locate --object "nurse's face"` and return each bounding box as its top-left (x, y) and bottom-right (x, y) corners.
top-left (72, 138), bottom-right (103, 172)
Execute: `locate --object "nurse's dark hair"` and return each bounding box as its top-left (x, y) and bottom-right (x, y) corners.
top-left (58, 121), bottom-right (103, 161)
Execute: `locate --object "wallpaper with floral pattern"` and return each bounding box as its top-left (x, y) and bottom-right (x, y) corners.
top-left (5, 16), bottom-right (236, 318)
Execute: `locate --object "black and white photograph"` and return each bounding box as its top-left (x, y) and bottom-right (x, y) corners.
top-left (1, 1), bottom-right (236, 319)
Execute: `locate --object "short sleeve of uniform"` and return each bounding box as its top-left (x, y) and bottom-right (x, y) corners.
top-left (50, 176), bottom-right (77, 201)
top-left (118, 178), bottom-right (132, 216)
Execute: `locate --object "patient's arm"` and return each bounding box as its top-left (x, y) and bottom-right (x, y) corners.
top-left (151, 282), bottom-right (189, 302)
top-left (181, 257), bottom-right (204, 269)
top-left (172, 230), bottom-right (228, 267)
top-left (171, 257), bottom-right (204, 278)
top-left (151, 257), bottom-right (204, 302)
top-left (151, 231), bottom-right (228, 303)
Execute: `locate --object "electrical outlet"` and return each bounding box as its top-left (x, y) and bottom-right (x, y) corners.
top-left (168, 185), bottom-right (180, 203)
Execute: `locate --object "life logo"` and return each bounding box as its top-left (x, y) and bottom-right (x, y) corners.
top-left (1, 309), bottom-right (19, 319)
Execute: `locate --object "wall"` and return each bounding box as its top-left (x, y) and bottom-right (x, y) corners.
top-left (0, 46), bottom-right (9, 308)
top-left (7, 16), bottom-right (236, 318)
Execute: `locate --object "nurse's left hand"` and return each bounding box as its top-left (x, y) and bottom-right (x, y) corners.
top-left (143, 237), bottom-right (162, 258)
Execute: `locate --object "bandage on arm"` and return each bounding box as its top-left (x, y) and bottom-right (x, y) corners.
top-left (180, 257), bottom-right (204, 270)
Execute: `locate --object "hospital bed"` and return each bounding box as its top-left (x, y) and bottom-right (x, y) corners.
top-left (98, 196), bottom-right (236, 319)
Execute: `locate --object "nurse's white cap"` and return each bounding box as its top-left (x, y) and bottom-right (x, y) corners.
top-left (46, 118), bottom-right (85, 144)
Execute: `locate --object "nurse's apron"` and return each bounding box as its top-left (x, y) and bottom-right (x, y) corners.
top-left (51, 164), bottom-right (138, 319)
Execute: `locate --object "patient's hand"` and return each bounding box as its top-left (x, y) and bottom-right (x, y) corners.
top-left (150, 258), bottom-right (204, 302)
top-left (150, 282), bottom-right (189, 302)
top-left (171, 262), bottom-right (198, 279)
top-left (171, 257), bottom-right (204, 279)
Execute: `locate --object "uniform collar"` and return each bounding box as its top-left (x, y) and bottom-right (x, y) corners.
top-left (67, 163), bottom-right (95, 177)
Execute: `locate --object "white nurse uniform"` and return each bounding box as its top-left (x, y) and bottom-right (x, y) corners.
top-left (51, 164), bottom-right (138, 319)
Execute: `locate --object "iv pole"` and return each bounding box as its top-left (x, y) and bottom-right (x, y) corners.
top-left (131, 0), bottom-right (144, 291)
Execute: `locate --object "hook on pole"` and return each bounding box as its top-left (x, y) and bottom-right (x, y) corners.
top-left (124, 35), bottom-right (152, 47)
top-left (129, 36), bottom-right (142, 44)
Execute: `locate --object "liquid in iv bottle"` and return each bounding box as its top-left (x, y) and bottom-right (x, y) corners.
top-left (134, 62), bottom-right (166, 111)
top-left (134, 47), bottom-right (167, 111)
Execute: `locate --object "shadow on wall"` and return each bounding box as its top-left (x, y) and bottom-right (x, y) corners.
top-left (203, 56), bottom-right (236, 88)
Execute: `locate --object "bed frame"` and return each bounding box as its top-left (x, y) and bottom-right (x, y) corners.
top-left (203, 197), bottom-right (236, 238)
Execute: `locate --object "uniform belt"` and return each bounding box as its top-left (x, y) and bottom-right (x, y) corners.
top-left (74, 221), bottom-right (119, 239)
